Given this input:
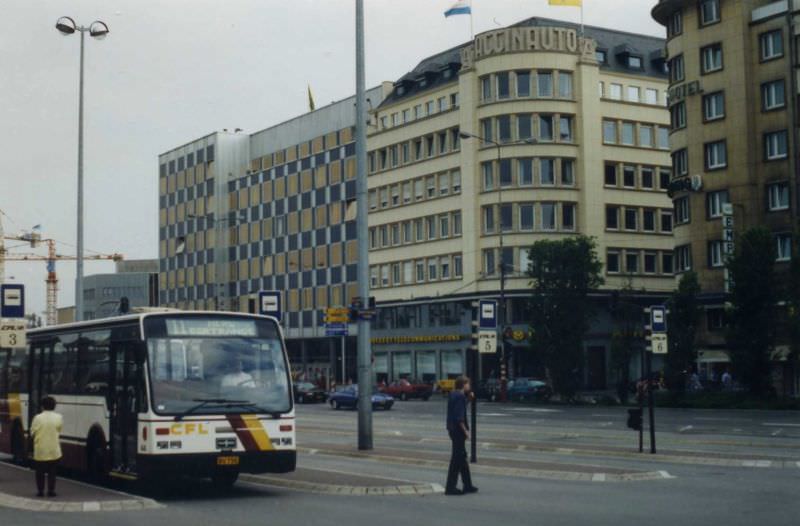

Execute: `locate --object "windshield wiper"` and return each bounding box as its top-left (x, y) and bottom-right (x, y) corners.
top-left (223, 401), bottom-right (284, 419)
top-left (175, 398), bottom-right (250, 421)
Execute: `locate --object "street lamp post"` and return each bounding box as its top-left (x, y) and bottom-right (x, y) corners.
top-left (56, 16), bottom-right (109, 322)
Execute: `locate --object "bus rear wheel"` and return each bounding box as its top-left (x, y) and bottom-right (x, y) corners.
top-left (211, 471), bottom-right (239, 490)
top-left (87, 438), bottom-right (108, 482)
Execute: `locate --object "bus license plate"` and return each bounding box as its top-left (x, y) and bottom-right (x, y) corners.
top-left (217, 456), bottom-right (239, 466)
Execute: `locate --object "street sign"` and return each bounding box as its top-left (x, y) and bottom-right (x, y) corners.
top-left (0, 284), bottom-right (25, 319)
top-left (325, 323), bottom-right (349, 337)
top-left (479, 300), bottom-right (498, 329)
top-left (650, 305), bottom-right (667, 333)
top-left (258, 291), bottom-right (282, 321)
top-left (651, 333), bottom-right (668, 354)
top-left (0, 320), bottom-right (26, 349)
top-left (722, 205), bottom-right (735, 293)
top-left (478, 330), bottom-right (497, 354)
top-left (325, 306), bottom-right (350, 324)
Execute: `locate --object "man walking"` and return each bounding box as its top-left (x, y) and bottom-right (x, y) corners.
top-left (445, 376), bottom-right (478, 496)
top-left (30, 396), bottom-right (63, 497)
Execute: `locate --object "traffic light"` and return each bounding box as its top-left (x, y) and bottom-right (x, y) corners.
top-left (627, 408), bottom-right (643, 431)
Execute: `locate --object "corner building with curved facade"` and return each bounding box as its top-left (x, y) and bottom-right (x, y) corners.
top-left (367, 18), bottom-right (675, 386)
top-left (652, 0), bottom-right (799, 393)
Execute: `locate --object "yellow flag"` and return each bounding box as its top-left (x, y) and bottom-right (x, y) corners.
top-left (549, 0), bottom-right (582, 6)
top-left (307, 85), bottom-right (316, 112)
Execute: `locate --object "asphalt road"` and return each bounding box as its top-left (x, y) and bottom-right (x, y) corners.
top-left (1, 399), bottom-right (799, 525)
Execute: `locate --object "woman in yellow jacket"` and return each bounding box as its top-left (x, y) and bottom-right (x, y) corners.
top-left (30, 396), bottom-right (63, 497)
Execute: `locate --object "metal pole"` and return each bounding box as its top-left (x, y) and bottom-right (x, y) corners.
top-left (341, 335), bottom-right (346, 383)
top-left (497, 143), bottom-right (507, 403)
top-left (638, 347), bottom-right (644, 453)
top-left (355, 0), bottom-right (373, 451)
top-left (470, 349), bottom-right (478, 463)
top-left (75, 29), bottom-right (85, 321)
top-left (647, 351), bottom-right (657, 454)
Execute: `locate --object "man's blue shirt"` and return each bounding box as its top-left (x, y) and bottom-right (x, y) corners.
top-left (446, 390), bottom-right (468, 432)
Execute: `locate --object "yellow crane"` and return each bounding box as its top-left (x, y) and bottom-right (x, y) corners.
top-left (1, 211), bottom-right (122, 325)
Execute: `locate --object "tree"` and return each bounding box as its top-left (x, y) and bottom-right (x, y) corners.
top-left (726, 227), bottom-right (777, 396)
top-left (665, 271), bottom-right (701, 393)
top-left (527, 236), bottom-right (604, 398)
top-left (785, 237), bottom-right (800, 391)
top-left (610, 275), bottom-right (643, 404)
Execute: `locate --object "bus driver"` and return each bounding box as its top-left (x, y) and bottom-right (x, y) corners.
top-left (221, 359), bottom-right (256, 389)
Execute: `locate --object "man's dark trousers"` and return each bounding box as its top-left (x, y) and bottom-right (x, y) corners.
top-left (446, 429), bottom-right (473, 491)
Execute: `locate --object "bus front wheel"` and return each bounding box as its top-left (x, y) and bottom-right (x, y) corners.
top-left (87, 438), bottom-right (108, 482)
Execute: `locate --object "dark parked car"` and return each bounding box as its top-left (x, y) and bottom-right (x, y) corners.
top-left (507, 378), bottom-right (552, 402)
top-left (476, 378), bottom-right (502, 402)
top-left (379, 379), bottom-right (433, 401)
top-left (328, 385), bottom-right (394, 410)
top-left (294, 381), bottom-right (328, 404)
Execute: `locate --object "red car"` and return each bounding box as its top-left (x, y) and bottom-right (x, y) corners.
top-left (379, 379), bottom-right (433, 401)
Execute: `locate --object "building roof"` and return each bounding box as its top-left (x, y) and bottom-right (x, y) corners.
top-left (380, 16), bottom-right (666, 108)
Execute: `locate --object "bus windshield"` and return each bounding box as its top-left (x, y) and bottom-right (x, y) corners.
top-left (144, 316), bottom-right (291, 416)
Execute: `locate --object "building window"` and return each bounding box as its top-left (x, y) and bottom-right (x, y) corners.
top-left (541, 203), bottom-right (557, 231)
top-left (767, 182), bottom-right (790, 211)
top-left (518, 114), bottom-right (533, 140)
top-left (481, 119), bottom-right (493, 144)
top-left (498, 115), bottom-right (512, 143)
top-left (628, 56), bottom-right (642, 69)
top-left (673, 148), bottom-right (688, 177)
top-left (558, 71), bottom-right (573, 98)
top-left (643, 209), bottom-right (656, 232)
top-left (428, 259), bottom-right (438, 281)
top-left (427, 175), bottom-right (436, 198)
top-left (626, 252), bottom-right (640, 274)
top-left (427, 217), bottom-right (437, 239)
top-left (497, 72), bottom-right (511, 100)
top-left (606, 251), bottom-right (620, 273)
top-left (708, 240), bottom-right (725, 268)
top-left (661, 210), bottom-right (673, 232)
top-left (668, 10), bottom-right (683, 37)
top-left (439, 173), bottom-right (450, 196)
top-left (675, 196), bottom-right (691, 224)
top-left (760, 30), bottom-right (784, 61)
top-left (540, 158), bottom-right (555, 185)
top-left (645, 88), bottom-right (659, 105)
top-left (483, 206), bottom-right (495, 233)
top-left (765, 130), bottom-right (788, 160)
top-left (777, 234), bottom-right (792, 262)
top-left (701, 44), bottom-right (723, 74)
top-left (669, 55), bottom-right (684, 83)
top-left (561, 159), bottom-right (575, 186)
top-left (416, 260), bottom-right (425, 282)
top-left (481, 75), bottom-right (492, 101)
top-left (440, 257), bottom-right (451, 279)
top-left (605, 164), bottom-right (618, 186)
top-left (662, 252), bottom-right (674, 274)
top-left (639, 125), bottom-right (654, 148)
top-left (621, 122), bottom-right (635, 145)
top-left (609, 83), bottom-right (622, 100)
top-left (624, 208), bottom-right (638, 231)
top-left (500, 204), bottom-right (513, 232)
top-left (520, 204), bottom-right (535, 231)
top-left (705, 140), bottom-right (727, 170)
top-left (707, 309), bottom-right (725, 331)
top-left (517, 71), bottom-right (531, 97)
top-left (482, 162), bottom-right (494, 190)
top-left (699, 0), bottom-right (720, 26)
top-left (519, 158), bottom-right (534, 186)
top-left (484, 249), bottom-right (496, 276)
top-left (660, 168), bottom-right (671, 190)
top-left (562, 204), bottom-right (576, 231)
top-left (440, 214), bottom-right (450, 238)
top-left (644, 253), bottom-right (657, 274)
top-left (452, 170), bottom-right (461, 193)
top-left (676, 245), bottom-right (692, 272)
top-left (537, 71), bottom-right (553, 97)
top-left (454, 255), bottom-right (463, 277)
top-left (539, 115), bottom-right (554, 141)
top-left (623, 165), bottom-right (636, 188)
top-left (641, 167), bottom-right (654, 189)
top-left (703, 92), bottom-right (725, 121)
top-left (453, 211), bottom-right (462, 235)
top-left (499, 159), bottom-right (513, 187)
top-left (559, 116), bottom-right (573, 142)
top-left (627, 85), bottom-right (641, 103)
top-left (706, 190), bottom-right (730, 219)
top-left (603, 120), bottom-right (617, 144)
top-left (606, 206), bottom-right (619, 230)
top-left (671, 102), bottom-right (686, 130)
top-left (762, 80), bottom-right (786, 111)
top-left (657, 127), bottom-right (670, 150)
top-left (596, 50), bottom-right (607, 64)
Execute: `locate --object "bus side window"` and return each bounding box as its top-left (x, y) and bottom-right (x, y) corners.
top-left (76, 331), bottom-right (111, 396)
top-left (0, 350), bottom-right (9, 398)
top-left (51, 335), bottom-right (77, 395)
top-left (8, 348), bottom-right (28, 393)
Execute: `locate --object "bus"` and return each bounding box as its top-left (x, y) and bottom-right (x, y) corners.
top-left (0, 311), bottom-right (296, 487)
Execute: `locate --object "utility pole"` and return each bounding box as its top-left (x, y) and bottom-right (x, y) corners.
top-left (355, 0), bottom-right (373, 450)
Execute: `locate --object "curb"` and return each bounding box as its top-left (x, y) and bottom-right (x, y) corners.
top-left (0, 491), bottom-right (163, 513)
top-left (241, 474), bottom-right (444, 496)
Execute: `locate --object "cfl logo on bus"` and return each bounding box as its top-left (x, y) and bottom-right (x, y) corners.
top-left (165, 423), bottom-right (210, 436)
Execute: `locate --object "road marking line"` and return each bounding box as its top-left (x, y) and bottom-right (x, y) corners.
top-left (796, 461), bottom-right (800, 469)
top-left (693, 417), bottom-right (734, 421)
top-left (482, 413), bottom-right (511, 417)
top-left (742, 460), bottom-right (771, 468)
top-left (763, 423), bottom-right (800, 427)
top-left (592, 414), bottom-right (618, 418)
top-left (772, 429), bottom-right (783, 437)
top-left (598, 422), bottom-right (613, 427)
top-left (679, 425), bottom-right (693, 433)
top-left (308, 448), bottom-right (319, 455)
top-left (591, 473), bottom-right (606, 482)
top-left (516, 445), bottom-right (526, 451)
top-left (556, 448), bottom-right (575, 454)
top-left (658, 471), bottom-right (675, 479)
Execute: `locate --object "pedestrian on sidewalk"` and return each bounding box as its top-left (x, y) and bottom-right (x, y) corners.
top-left (445, 376), bottom-right (478, 496)
top-left (30, 396), bottom-right (63, 497)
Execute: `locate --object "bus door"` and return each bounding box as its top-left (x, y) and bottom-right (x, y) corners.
top-left (27, 341), bottom-right (50, 426)
top-left (110, 340), bottom-right (142, 473)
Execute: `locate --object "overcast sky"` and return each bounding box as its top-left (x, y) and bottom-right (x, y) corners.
top-left (0, 0), bottom-right (663, 317)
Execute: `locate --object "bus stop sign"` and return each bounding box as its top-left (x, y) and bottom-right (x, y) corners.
top-left (1, 284), bottom-right (25, 318)
top-left (258, 291), bottom-right (282, 321)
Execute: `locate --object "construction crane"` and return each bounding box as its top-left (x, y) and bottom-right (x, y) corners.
top-left (1, 211), bottom-right (122, 325)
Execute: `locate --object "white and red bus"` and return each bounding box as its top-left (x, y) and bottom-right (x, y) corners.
top-left (0, 312), bottom-right (295, 487)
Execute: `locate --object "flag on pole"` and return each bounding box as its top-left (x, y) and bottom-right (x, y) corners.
top-left (549, 0), bottom-right (582, 6)
top-left (307, 85), bottom-right (316, 111)
top-left (444, 0), bottom-right (471, 18)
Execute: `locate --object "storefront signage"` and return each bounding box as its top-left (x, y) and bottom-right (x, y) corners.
top-left (371, 335), bottom-right (465, 345)
top-left (461, 27), bottom-right (597, 69)
top-left (668, 80), bottom-right (703, 104)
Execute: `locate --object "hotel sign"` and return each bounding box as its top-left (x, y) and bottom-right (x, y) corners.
top-left (461, 27), bottom-right (597, 69)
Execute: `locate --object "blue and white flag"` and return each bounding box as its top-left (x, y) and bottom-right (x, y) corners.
top-left (444, 0), bottom-right (471, 18)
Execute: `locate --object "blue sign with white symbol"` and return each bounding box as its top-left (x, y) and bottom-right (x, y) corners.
top-left (479, 300), bottom-right (498, 330)
top-left (650, 305), bottom-right (667, 333)
top-left (1, 284), bottom-right (25, 318)
top-left (258, 291), bottom-right (282, 321)
top-left (325, 323), bottom-right (349, 337)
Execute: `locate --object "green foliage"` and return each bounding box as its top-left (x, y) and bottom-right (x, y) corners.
top-left (787, 240), bottom-right (800, 363)
top-left (665, 271), bottom-right (701, 393)
top-left (527, 236), bottom-right (604, 398)
top-left (726, 227), bottom-right (777, 396)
